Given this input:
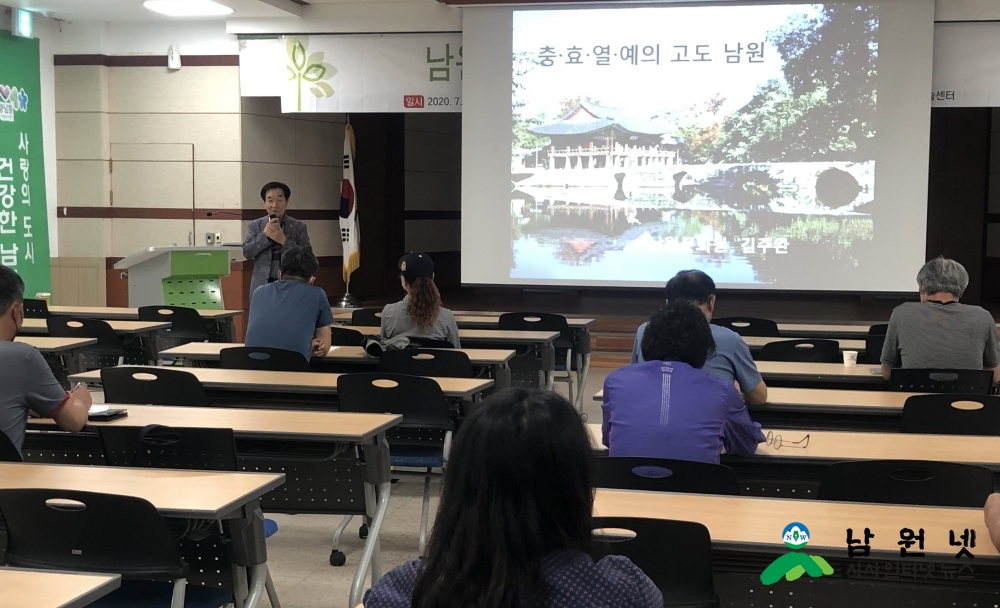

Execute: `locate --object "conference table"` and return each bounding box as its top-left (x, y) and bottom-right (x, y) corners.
top-left (0, 568), bottom-right (121, 608)
top-left (776, 323), bottom-right (874, 339)
top-left (28, 406), bottom-right (401, 608)
top-left (69, 366), bottom-right (495, 408)
top-left (0, 462), bottom-right (283, 608)
top-left (336, 310), bottom-right (592, 405)
top-left (16, 336), bottom-right (97, 379)
top-left (588, 420), bottom-right (1000, 497)
top-left (159, 342), bottom-right (516, 390)
top-left (755, 361), bottom-right (887, 389)
top-left (593, 386), bottom-right (915, 431)
top-left (46, 305), bottom-right (243, 342)
top-left (350, 326), bottom-right (561, 390)
top-left (593, 488), bottom-right (998, 603)
top-left (19, 318), bottom-right (171, 364)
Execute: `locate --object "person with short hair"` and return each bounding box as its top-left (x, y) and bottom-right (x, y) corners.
top-left (380, 252), bottom-right (461, 348)
top-left (364, 388), bottom-right (662, 608)
top-left (880, 256), bottom-right (1000, 381)
top-left (0, 266), bottom-right (90, 455)
top-left (631, 270), bottom-right (767, 405)
top-left (244, 244), bottom-right (333, 361)
top-left (242, 181), bottom-right (312, 297)
top-left (604, 301), bottom-right (765, 464)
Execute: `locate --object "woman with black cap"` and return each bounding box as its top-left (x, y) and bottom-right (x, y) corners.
top-left (380, 252), bottom-right (461, 348)
top-left (243, 181), bottom-right (311, 297)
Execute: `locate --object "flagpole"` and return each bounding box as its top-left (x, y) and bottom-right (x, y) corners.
top-left (334, 114), bottom-right (361, 309)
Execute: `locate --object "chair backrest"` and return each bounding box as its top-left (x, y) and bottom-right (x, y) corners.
top-left (0, 431), bottom-right (23, 462)
top-left (220, 346), bottom-right (310, 372)
top-left (351, 308), bottom-right (383, 327)
top-left (99, 425), bottom-right (238, 471)
top-left (711, 317), bottom-right (779, 337)
top-left (591, 517), bottom-right (714, 604)
top-left (101, 366), bottom-right (210, 407)
top-left (407, 337), bottom-right (455, 349)
top-left (138, 305), bottom-right (208, 340)
top-left (868, 324), bottom-right (888, 336)
top-left (379, 348), bottom-right (474, 378)
top-left (890, 368), bottom-right (993, 395)
top-left (498, 312), bottom-right (572, 348)
top-left (45, 316), bottom-right (120, 349)
top-left (337, 372), bottom-right (453, 431)
top-left (757, 339), bottom-right (841, 363)
top-left (22, 298), bottom-right (49, 319)
top-left (865, 334), bottom-right (886, 364)
top-left (591, 456), bottom-right (739, 496)
top-left (0, 488), bottom-right (185, 578)
top-left (901, 394), bottom-right (1000, 436)
top-left (817, 459), bottom-right (995, 507)
top-left (331, 327), bottom-right (365, 347)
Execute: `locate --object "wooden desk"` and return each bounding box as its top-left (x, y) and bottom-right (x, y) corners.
top-left (27, 407), bottom-right (398, 608)
top-left (19, 318), bottom-right (171, 336)
top-left (70, 365), bottom-right (494, 407)
top-left (159, 343), bottom-right (515, 390)
top-left (0, 568), bottom-right (121, 608)
top-left (47, 306), bottom-right (242, 342)
top-left (332, 310), bottom-right (596, 329)
top-left (0, 462), bottom-right (281, 608)
top-left (776, 323), bottom-right (874, 339)
top-left (756, 361), bottom-right (887, 390)
top-left (594, 387), bottom-right (917, 432)
top-left (15, 336), bottom-right (97, 354)
top-left (353, 326), bottom-right (560, 390)
top-left (594, 488), bottom-right (996, 558)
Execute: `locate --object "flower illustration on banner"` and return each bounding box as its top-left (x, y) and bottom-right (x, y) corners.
top-left (10, 87), bottom-right (21, 111)
top-left (17, 88), bottom-right (28, 111)
top-left (286, 37), bottom-right (337, 112)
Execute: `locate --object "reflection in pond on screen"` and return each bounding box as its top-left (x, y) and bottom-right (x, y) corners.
top-left (510, 196), bottom-right (874, 286)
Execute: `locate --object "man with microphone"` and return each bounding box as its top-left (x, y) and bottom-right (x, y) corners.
top-left (243, 182), bottom-right (312, 297)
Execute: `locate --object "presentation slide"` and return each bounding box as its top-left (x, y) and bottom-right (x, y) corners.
top-left (462, 1), bottom-right (935, 292)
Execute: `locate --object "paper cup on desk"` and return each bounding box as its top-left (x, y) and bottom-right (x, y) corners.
top-left (843, 351), bottom-right (858, 367)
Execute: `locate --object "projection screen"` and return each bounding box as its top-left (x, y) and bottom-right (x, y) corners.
top-left (461, 1), bottom-right (935, 291)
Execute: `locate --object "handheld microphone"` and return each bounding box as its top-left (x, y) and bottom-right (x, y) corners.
top-left (269, 214), bottom-right (277, 220)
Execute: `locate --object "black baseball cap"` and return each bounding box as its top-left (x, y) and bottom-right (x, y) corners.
top-left (398, 252), bottom-right (434, 283)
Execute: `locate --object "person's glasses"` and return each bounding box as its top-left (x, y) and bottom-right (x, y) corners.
top-left (766, 431), bottom-right (810, 450)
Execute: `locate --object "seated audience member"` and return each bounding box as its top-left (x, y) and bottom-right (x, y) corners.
top-left (0, 266), bottom-right (89, 455)
top-left (381, 252), bottom-right (461, 348)
top-left (605, 301), bottom-right (765, 463)
top-left (244, 244), bottom-right (333, 361)
top-left (631, 270), bottom-right (767, 404)
top-left (364, 388), bottom-right (661, 608)
top-left (881, 256), bottom-right (1000, 381)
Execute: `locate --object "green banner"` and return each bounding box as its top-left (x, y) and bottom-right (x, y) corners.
top-left (0, 31), bottom-right (51, 297)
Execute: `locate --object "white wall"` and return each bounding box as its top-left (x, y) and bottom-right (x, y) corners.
top-left (227, 0), bottom-right (461, 34)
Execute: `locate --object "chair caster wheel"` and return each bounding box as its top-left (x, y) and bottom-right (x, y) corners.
top-left (359, 524), bottom-right (369, 539)
top-left (329, 550), bottom-right (347, 567)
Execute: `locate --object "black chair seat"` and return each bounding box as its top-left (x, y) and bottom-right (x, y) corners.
top-left (591, 456), bottom-right (739, 496)
top-left (890, 368), bottom-right (993, 395)
top-left (101, 367), bottom-right (210, 407)
top-left (220, 346), bottom-right (310, 372)
top-left (901, 394), bottom-right (1000, 435)
top-left (379, 348), bottom-right (473, 378)
top-left (757, 339), bottom-right (841, 363)
top-left (817, 459), bottom-right (994, 507)
top-left (331, 327), bottom-right (365, 347)
top-left (592, 517), bottom-right (717, 608)
top-left (351, 308), bottom-right (383, 327)
top-left (712, 317), bottom-right (778, 337)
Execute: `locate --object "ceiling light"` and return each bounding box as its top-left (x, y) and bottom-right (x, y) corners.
top-left (143, 0), bottom-right (234, 17)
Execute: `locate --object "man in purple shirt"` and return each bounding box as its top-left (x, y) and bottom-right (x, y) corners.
top-left (603, 301), bottom-right (765, 464)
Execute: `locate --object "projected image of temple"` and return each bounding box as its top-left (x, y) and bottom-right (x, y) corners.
top-left (525, 101), bottom-right (679, 170)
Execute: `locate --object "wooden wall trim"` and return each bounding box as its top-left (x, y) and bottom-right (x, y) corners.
top-left (54, 55), bottom-right (240, 67)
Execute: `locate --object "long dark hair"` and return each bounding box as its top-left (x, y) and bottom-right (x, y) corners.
top-left (411, 389), bottom-right (594, 608)
top-left (407, 276), bottom-right (442, 330)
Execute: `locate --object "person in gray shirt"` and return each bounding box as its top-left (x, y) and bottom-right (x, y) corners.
top-left (0, 266), bottom-right (90, 455)
top-left (381, 252), bottom-right (461, 348)
top-left (881, 256), bottom-right (1000, 382)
